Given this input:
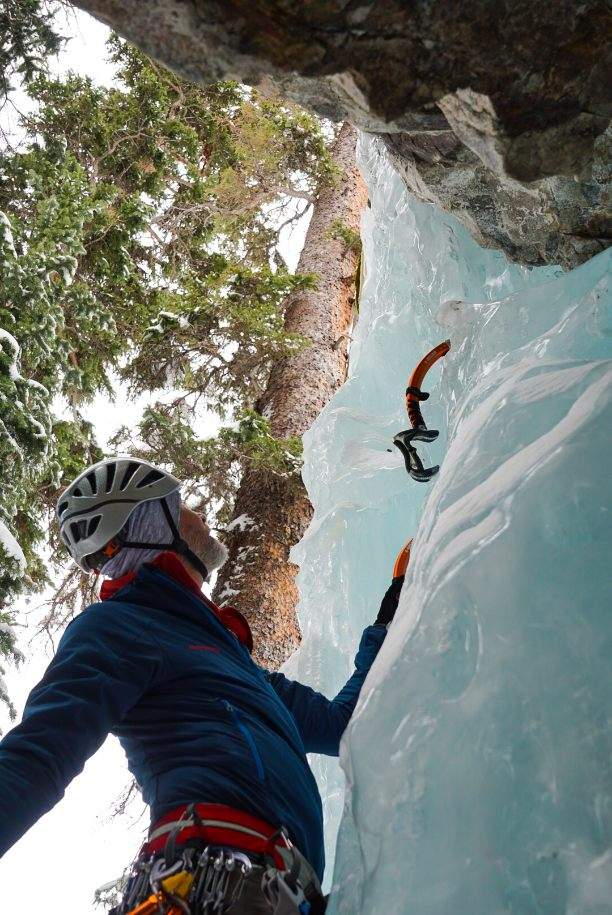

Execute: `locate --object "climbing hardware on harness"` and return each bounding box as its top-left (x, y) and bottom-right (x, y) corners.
top-left (393, 340), bottom-right (450, 482)
top-left (119, 847), bottom-right (251, 914)
top-left (117, 845), bottom-right (323, 915)
top-left (112, 804), bottom-right (327, 915)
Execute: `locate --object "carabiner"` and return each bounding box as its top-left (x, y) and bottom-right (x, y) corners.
top-left (150, 856), bottom-right (185, 892)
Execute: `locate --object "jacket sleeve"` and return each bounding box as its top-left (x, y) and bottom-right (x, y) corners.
top-left (0, 603), bottom-right (163, 857)
top-left (266, 624), bottom-right (386, 756)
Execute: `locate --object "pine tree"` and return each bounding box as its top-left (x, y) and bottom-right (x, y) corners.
top-left (1, 0), bottom-right (63, 100)
top-left (0, 36), bottom-right (337, 709)
top-left (0, 152), bottom-right (101, 724)
top-left (213, 123), bottom-right (367, 667)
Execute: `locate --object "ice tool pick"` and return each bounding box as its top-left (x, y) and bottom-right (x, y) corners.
top-left (393, 340), bottom-right (450, 482)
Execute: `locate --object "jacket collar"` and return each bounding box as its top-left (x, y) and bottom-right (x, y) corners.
top-left (100, 551), bottom-right (201, 600)
top-left (100, 552), bottom-right (253, 653)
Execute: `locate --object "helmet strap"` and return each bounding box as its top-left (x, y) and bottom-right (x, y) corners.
top-left (117, 497), bottom-right (210, 582)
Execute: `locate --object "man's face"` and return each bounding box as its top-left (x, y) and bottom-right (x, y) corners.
top-left (178, 506), bottom-right (228, 578)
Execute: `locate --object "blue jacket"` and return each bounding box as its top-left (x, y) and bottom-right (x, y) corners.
top-left (0, 563), bottom-right (386, 878)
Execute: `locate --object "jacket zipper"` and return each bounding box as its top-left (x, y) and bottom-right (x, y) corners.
top-left (221, 700), bottom-right (265, 782)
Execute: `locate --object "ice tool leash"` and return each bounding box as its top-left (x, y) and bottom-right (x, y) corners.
top-left (392, 340), bottom-right (450, 482)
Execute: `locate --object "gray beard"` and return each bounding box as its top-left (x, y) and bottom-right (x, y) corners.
top-left (199, 533), bottom-right (229, 573)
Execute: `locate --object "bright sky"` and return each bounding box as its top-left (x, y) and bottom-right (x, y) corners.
top-left (0, 6), bottom-right (311, 911)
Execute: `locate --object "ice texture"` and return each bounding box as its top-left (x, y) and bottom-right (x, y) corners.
top-left (286, 136), bottom-right (612, 913)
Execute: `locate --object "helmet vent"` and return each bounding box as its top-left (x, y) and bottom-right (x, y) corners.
top-left (137, 469), bottom-right (165, 488)
top-left (57, 458), bottom-right (180, 573)
top-left (70, 520), bottom-right (86, 542)
top-left (119, 462), bottom-right (140, 491)
top-left (105, 463), bottom-right (116, 492)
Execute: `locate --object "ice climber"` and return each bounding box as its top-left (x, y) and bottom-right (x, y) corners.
top-left (0, 457), bottom-right (403, 914)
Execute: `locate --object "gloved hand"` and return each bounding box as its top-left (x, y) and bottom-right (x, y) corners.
top-left (374, 575), bottom-right (405, 627)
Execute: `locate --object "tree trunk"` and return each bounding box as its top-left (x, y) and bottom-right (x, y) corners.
top-left (213, 122), bottom-right (367, 668)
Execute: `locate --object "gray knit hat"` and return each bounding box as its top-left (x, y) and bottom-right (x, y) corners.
top-left (100, 489), bottom-right (181, 578)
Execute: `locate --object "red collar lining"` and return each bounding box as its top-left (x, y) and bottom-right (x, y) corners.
top-left (99, 552), bottom-right (253, 653)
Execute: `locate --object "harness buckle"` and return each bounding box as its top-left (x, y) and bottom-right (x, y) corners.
top-left (262, 866), bottom-right (312, 914)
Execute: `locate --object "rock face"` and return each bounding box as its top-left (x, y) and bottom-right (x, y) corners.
top-left (381, 115), bottom-right (610, 269)
top-left (73, 0), bottom-right (611, 268)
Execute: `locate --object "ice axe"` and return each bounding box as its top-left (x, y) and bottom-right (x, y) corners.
top-left (375, 537), bottom-right (414, 626)
top-left (393, 538), bottom-right (413, 578)
top-left (392, 340), bottom-right (450, 482)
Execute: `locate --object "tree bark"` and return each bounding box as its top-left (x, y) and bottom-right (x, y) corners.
top-left (213, 122), bottom-right (367, 668)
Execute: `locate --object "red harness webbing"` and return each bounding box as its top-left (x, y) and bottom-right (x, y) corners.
top-left (140, 803), bottom-right (290, 870)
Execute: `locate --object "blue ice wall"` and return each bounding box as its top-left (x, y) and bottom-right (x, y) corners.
top-left (286, 137), bottom-right (612, 913)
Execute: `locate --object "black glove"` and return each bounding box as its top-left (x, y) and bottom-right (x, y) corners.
top-left (374, 575), bottom-right (405, 626)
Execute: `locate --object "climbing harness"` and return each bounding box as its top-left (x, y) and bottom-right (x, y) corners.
top-left (116, 846), bottom-right (323, 915)
top-left (393, 340), bottom-right (450, 482)
top-left (111, 803), bottom-right (326, 915)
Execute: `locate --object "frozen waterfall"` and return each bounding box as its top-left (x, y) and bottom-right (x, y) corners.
top-left (285, 136), bottom-right (612, 913)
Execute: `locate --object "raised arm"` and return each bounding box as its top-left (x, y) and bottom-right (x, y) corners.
top-left (0, 603), bottom-right (162, 857)
top-left (267, 625), bottom-right (386, 756)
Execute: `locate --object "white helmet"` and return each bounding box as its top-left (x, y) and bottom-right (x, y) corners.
top-left (57, 457), bottom-right (180, 572)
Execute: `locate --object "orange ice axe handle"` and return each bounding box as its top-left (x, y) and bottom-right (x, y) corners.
top-left (393, 539), bottom-right (413, 578)
top-left (393, 340), bottom-right (450, 482)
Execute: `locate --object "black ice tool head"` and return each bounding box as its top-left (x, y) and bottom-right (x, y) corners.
top-left (393, 428), bottom-right (440, 482)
